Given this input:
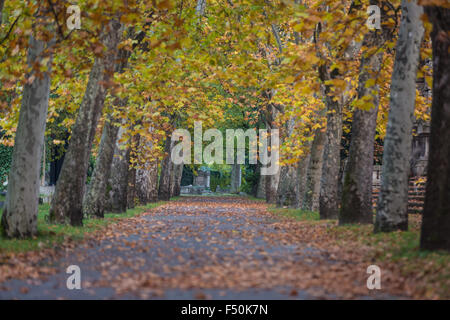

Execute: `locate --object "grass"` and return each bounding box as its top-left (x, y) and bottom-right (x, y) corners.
top-left (333, 218), bottom-right (450, 298)
top-left (270, 206), bottom-right (450, 298)
top-left (0, 200), bottom-right (167, 253)
top-left (269, 206), bottom-right (320, 221)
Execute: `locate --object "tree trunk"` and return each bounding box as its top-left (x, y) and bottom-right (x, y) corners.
top-left (265, 105), bottom-right (281, 204)
top-left (136, 168), bottom-right (150, 204)
top-left (0, 0), bottom-right (4, 26)
top-left (49, 21), bottom-right (122, 225)
top-left (148, 159), bottom-right (159, 202)
top-left (277, 118), bottom-right (300, 208)
top-left (303, 128), bottom-right (325, 211)
top-left (230, 162), bottom-right (241, 194)
top-left (319, 85), bottom-right (344, 219)
top-left (82, 115), bottom-right (120, 217)
top-left (256, 171), bottom-right (266, 199)
top-left (171, 164), bottom-right (184, 197)
top-left (82, 47), bottom-right (131, 218)
top-left (266, 166), bottom-right (280, 204)
top-left (375, 0), bottom-right (424, 232)
top-left (136, 156), bottom-right (158, 203)
top-left (126, 131), bottom-right (140, 209)
top-left (277, 164), bottom-right (299, 208)
top-left (1, 35), bottom-right (52, 238)
top-left (420, 6), bottom-right (450, 251)
top-left (158, 135), bottom-right (173, 201)
top-left (127, 163), bottom-right (136, 209)
top-left (340, 14), bottom-right (389, 225)
top-left (107, 125), bottom-right (129, 213)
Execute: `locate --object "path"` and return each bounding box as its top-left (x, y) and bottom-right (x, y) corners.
top-left (0, 197), bottom-right (396, 300)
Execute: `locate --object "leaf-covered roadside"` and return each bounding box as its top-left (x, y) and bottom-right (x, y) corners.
top-left (271, 207), bottom-right (450, 299)
top-left (0, 202), bottom-right (167, 283)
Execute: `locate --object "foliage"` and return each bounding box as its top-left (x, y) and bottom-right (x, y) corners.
top-left (0, 145), bottom-right (13, 191)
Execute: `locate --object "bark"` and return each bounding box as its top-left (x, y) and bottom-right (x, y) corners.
top-left (107, 125), bottom-right (129, 213)
top-left (420, 6), bottom-right (450, 251)
top-left (82, 116), bottom-right (120, 217)
top-left (148, 160), bottom-right (159, 202)
top-left (266, 172), bottom-right (280, 204)
top-left (277, 164), bottom-right (299, 208)
top-left (50, 20), bottom-right (122, 225)
top-left (319, 83), bottom-right (344, 219)
top-left (158, 135), bottom-right (173, 201)
top-left (303, 128), bottom-right (325, 211)
top-left (374, 0), bottom-right (424, 232)
top-left (256, 170), bottom-right (266, 199)
top-left (297, 152), bottom-right (311, 209)
top-left (136, 141), bottom-right (159, 204)
top-left (83, 48), bottom-right (131, 218)
top-left (230, 162), bottom-right (241, 194)
top-left (277, 118), bottom-right (300, 208)
top-left (126, 132), bottom-right (140, 209)
top-left (0, 0), bottom-right (4, 26)
top-left (127, 162), bottom-right (136, 209)
top-left (1, 35), bottom-right (52, 238)
top-left (136, 167), bottom-right (150, 204)
top-left (265, 104), bottom-right (281, 204)
top-left (171, 164), bottom-right (184, 197)
top-left (340, 12), bottom-right (389, 225)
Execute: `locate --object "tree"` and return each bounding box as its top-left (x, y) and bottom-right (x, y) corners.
top-left (303, 127), bottom-right (325, 211)
top-left (420, 5), bottom-right (450, 251)
top-left (49, 20), bottom-right (123, 225)
top-left (158, 135), bottom-right (173, 201)
top-left (135, 129), bottom-right (159, 204)
top-left (277, 118), bottom-right (300, 208)
top-left (230, 162), bottom-right (241, 194)
top-left (340, 1), bottom-right (394, 225)
top-left (83, 48), bottom-right (130, 218)
top-left (170, 163), bottom-right (184, 197)
top-left (82, 114), bottom-right (121, 217)
top-left (1, 33), bottom-right (53, 237)
top-left (265, 104), bottom-right (281, 204)
top-left (107, 124), bottom-right (130, 213)
top-left (318, 77), bottom-right (344, 219)
top-left (375, 0), bottom-right (425, 232)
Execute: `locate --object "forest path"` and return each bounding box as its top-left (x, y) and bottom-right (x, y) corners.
top-left (0, 197), bottom-right (397, 300)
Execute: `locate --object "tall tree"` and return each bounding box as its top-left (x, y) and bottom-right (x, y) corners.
top-left (1, 32), bottom-right (53, 237)
top-left (82, 115), bottom-right (121, 217)
top-left (340, 1), bottom-right (393, 225)
top-left (303, 127), bottom-right (325, 211)
top-left (83, 49), bottom-right (130, 218)
top-left (318, 76), bottom-right (344, 219)
top-left (158, 135), bottom-right (173, 201)
top-left (375, 0), bottom-right (424, 232)
top-left (107, 124), bottom-right (129, 213)
top-left (265, 104), bottom-right (281, 204)
top-left (420, 5), bottom-right (450, 251)
top-left (50, 20), bottom-right (123, 225)
top-left (230, 162), bottom-right (241, 194)
top-left (277, 118), bottom-right (300, 208)
top-left (170, 163), bottom-right (184, 197)
top-left (135, 133), bottom-right (159, 204)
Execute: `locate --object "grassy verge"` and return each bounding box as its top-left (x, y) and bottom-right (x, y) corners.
top-left (0, 201), bottom-right (167, 253)
top-left (268, 206), bottom-right (320, 221)
top-left (271, 206), bottom-right (450, 298)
